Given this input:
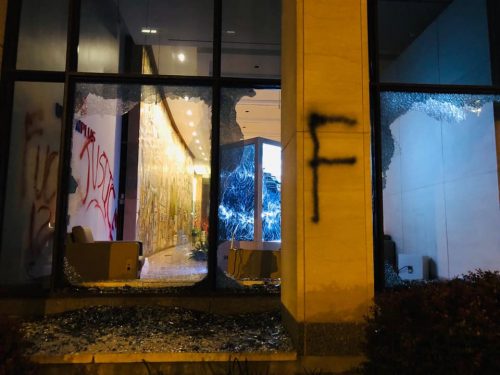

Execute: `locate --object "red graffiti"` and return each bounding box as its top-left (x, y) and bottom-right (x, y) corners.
top-left (22, 111), bottom-right (59, 260)
top-left (78, 125), bottom-right (117, 240)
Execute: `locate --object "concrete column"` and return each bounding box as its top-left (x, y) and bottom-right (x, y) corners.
top-left (281, 0), bottom-right (374, 357)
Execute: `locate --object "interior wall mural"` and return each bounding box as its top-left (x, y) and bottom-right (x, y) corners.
top-left (68, 94), bottom-right (122, 241)
top-left (137, 100), bottom-right (195, 256)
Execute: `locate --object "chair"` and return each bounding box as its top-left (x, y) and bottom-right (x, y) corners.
top-left (66, 226), bottom-right (143, 281)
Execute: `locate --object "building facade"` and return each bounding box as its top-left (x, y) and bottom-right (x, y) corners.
top-left (0, 0), bottom-right (499, 362)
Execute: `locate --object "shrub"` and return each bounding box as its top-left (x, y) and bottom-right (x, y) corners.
top-left (363, 270), bottom-right (500, 375)
top-left (0, 316), bottom-right (37, 375)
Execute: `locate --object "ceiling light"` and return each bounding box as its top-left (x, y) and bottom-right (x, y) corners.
top-left (198, 146), bottom-right (202, 150)
top-left (202, 152), bottom-right (205, 156)
top-left (177, 53), bottom-right (186, 62)
top-left (188, 121), bottom-right (194, 127)
top-left (186, 109), bottom-right (192, 116)
top-left (204, 157), bottom-right (208, 161)
top-left (192, 131), bottom-right (197, 136)
top-left (195, 139), bottom-right (200, 144)
top-left (226, 30), bottom-right (236, 34)
top-left (150, 29), bottom-right (157, 34)
top-left (184, 96), bottom-right (189, 101)
top-left (141, 28), bottom-right (151, 33)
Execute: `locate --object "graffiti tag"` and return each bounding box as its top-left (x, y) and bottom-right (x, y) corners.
top-left (76, 120), bottom-right (117, 240)
top-left (308, 112), bottom-right (357, 223)
top-left (22, 107), bottom-right (60, 261)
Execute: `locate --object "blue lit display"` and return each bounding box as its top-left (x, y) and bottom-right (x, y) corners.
top-left (218, 144), bottom-right (255, 241)
top-left (218, 139), bottom-right (282, 244)
top-left (262, 144), bottom-right (281, 241)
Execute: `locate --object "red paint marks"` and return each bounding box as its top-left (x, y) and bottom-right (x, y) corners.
top-left (22, 111), bottom-right (59, 260)
top-left (77, 121), bottom-right (117, 240)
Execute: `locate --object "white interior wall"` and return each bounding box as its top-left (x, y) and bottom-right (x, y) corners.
top-left (384, 103), bottom-right (500, 278)
top-left (68, 96), bottom-right (122, 241)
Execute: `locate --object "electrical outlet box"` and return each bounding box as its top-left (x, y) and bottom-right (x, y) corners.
top-left (397, 254), bottom-right (429, 280)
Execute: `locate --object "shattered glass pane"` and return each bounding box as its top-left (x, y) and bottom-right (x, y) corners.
top-left (67, 83), bottom-right (212, 287)
top-left (380, 92), bottom-right (500, 188)
top-left (381, 91), bottom-right (500, 281)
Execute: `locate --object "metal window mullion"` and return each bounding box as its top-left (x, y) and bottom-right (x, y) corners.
top-left (66, 0), bottom-right (81, 72)
top-left (51, 77), bottom-right (76, 290)
top-left (0, 0), bottom-right (23, 267)
top-left (206, 0), bottom-right (223, 291)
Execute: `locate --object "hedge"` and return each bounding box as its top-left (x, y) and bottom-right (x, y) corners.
top-left (363, 270), bottom-right (500, 374)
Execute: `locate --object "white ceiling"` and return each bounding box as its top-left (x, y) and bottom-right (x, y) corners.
top-left (168, 88), bottom-right (281, 170)
top-left (236, 89), bottom-right (281, 143)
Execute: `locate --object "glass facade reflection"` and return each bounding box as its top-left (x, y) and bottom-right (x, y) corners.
top-left (378, 0), bottom-right (493, 85)
top-left (222, 0), bottom-right (281, 78)
top-left (79, 0), bottom-right (213, 75)
top-left (17, 0), bottom-right (68, 70)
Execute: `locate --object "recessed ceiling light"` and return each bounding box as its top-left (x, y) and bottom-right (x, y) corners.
top-left (184, 96), bottom-right (189, 101)
top-left (186, 109), bottom-right (192, 116)
top-left (188, 121), bottom-right (194, 127)
top-left (177, 53), bottom-right (186, 62)
top-left (192, 131), bottom-right (197, 136)
top-left (195, 139), bottom-right (200, 144)
top-left (141, 28), bottom-right (157, 34)
top-left (204, 157), bottom-right (208, 161)
top-left (202, 152), bottom-right (205, 156)
top-left (198, 146), bottom-right (202, 150)
top-left (226, 30), bottom-right (236, 34)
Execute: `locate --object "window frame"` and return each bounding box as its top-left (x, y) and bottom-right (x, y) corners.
top-left (0, 0), bottom-right (280, 295)
top-left (368, 0), bottom-right (500, 291)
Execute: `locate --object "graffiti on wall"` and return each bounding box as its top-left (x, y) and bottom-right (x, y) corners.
top-left (22, 105), bottom-right (61, 266)
top-left (308, 112), bottom-right (357, 223)
top-left (74, 120), bottom-right (117, 240)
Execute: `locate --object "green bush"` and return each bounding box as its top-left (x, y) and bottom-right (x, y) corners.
top-left (363, 270), bottom-right (500, 375)
top-left (0, 316), bottom-right (37, 375)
